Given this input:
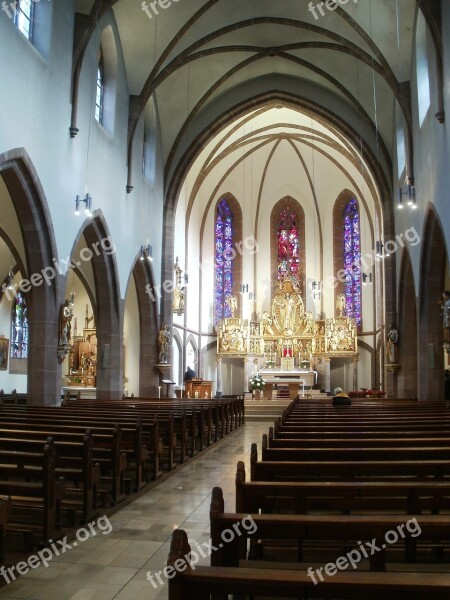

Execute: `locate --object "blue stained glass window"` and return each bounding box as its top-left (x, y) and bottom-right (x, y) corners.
top-left (278, 208), bottom-right (300, 281)
top-left (10, 293), bottom-right (28, 359)
top-left (343, 199), bottom-right (361, 325)
top-left (215, 199), bottom-right (234, 324)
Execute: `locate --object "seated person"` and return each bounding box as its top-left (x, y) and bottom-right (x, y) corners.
top-left (184, 366), bottom-right (197, 381)
top-left (332, 386), bottom-right (352, 406)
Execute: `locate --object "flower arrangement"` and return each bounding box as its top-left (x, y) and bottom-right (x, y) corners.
top-left (249, 375), bottom-right (266, 391)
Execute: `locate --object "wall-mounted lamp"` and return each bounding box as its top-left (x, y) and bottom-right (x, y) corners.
top-left (75, 193), bottom-right (93, 217)
top-left (140, 245), bottom-right (152, 262)
top-left (376, 242), bottom-right (390, 259)
top-left (398, 185), bottom-right (416, 210)
top-left (362, 273), bottom-right (373, 286)
top-left (311, 281), bottom-right (321, 300)
top-left (6, 266), bottom-right (14, 291)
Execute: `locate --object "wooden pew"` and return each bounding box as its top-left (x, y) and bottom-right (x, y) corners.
top-left (235, 462), bottom-right (450, 515)
top-left (0, 428), bottom-right (101, 523)
top-left (167, 529), bottom-right (450, 600)
top-left (211, 486), bottom-right (450, 569)
top-left (0, 496), bottom-right (11, 563)
top-left (250, 443), bottom-right (450, 481)
top-left (0, 437), bottom-right (65, 547)
top-left (0, 410), bottom-right (160, 483)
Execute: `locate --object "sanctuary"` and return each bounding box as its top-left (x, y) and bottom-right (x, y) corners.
top-left (216, 277), bottom-right (358, 396)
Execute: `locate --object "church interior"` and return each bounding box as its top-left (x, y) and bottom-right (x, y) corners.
top-left (1, 0), bottom-right (450, 598)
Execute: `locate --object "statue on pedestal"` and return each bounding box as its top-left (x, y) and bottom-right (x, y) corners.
top-left (386, 323), bottom-right (399, 363)
top-left (158, 323), bottom-right (171, 363)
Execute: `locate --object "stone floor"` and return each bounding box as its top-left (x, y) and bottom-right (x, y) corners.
top-left (0, 422), bottom-right (268, 600)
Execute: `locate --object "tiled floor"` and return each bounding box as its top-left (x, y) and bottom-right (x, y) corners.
top-left (0, 423), bottom-right (268, 600)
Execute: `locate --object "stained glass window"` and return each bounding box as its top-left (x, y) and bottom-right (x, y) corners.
top-left (343, 199), bottom-right (362, 325)
top-left (215, 199), bottom-right (234, 324)
top-left (10, 293), bottom-right (28, 359)
top-left (277, 207), bottom-right (300, 282)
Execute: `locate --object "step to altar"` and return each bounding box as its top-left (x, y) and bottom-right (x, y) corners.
top-left (244, 392), bottom-right (332, 421)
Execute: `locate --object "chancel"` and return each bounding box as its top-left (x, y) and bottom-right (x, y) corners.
top-left (0, 1), bottom-right (450, 598)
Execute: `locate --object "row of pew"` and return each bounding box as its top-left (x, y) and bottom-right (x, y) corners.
top-left (0, 396), bottom-right (244, 559)
top-left (168, 397), bottom-right (450, 598)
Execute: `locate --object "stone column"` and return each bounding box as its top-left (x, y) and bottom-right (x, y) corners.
top-left (216, 356), bottom-right (223, 398)
top-left (352, 356), bottom-right (359, 392)
top-left (324, 358), bottom-right (331, 394)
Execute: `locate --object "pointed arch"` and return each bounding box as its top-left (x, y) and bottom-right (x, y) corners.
top-left (0, 148), bottom-right (60, 405)
top-left (130, 256), bottom-right (159, 397)
top-left (73, 212), bottom-right (123, 400)
top-left (418, 206), bottom-right (448, 401)
top-left (398, 248), bottom-right (418, 398)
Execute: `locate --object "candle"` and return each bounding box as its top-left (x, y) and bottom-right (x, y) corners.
top-left (158, 386), bottom-right (161, 398)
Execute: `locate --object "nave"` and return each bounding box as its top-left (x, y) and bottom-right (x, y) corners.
top-left (0, 422), bottom-right (267, 600)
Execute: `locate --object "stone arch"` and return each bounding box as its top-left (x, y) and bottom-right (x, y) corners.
top-left (398, 247), bottom-right (418, 398)
top-left (172, 328), bottom-right (183, 387)
top-left (72, 212), bottom-right (123, 400)
top-left (130, 256), bottom-right (159, 397)
top-left (0, 148), bottom-right (60, 405)
top-left (185, 334), bottom-right (198, 375)
top-left (418, 205), bottom-right (448, 401)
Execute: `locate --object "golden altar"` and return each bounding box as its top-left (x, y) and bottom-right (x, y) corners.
top-left (217, 277), bottom-right (357, 364)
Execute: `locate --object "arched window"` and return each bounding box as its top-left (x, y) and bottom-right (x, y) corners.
top-left (95, 47), bottom-right (105, 124)
top-left (10, 293), bottom-right (28, 359)
top-left (215, 199), bottom-right (234, 323)
top-left (14, 0), bottom-right (34, 40)
top-left (343, 199), bottom-right (362, 325)
top-left (277, 207), bottom-right (300, 282)
top-left (416, 11), bottom-right (431, 126)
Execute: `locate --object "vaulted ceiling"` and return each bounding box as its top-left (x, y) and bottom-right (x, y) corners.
top-left (73, 0), bottom-right (441, 186)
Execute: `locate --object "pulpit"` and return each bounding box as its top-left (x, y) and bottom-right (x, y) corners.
top-left (184, 378), bottom-right (213, 399)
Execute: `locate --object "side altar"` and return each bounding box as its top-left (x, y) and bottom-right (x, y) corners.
top-left (216, 278), bottom-right (358, 396)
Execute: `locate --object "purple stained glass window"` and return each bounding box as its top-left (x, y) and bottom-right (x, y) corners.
top-left (277, 208), bottom-right (300, 281)
top-left (343, 199), bottom-right (361, 325)
top-left (10, 292), bottom-right (28, 359)
top-left (215, 199), bottom-right (234, 324)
